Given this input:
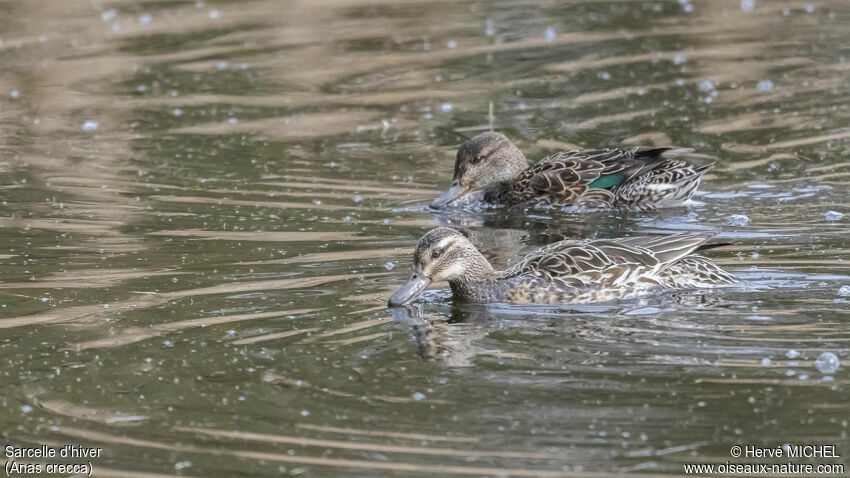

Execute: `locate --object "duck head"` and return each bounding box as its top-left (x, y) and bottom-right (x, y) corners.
top-left (430, 132), bottom-right (528, 209)
top-left (388, 227), bottom-right (494, 306)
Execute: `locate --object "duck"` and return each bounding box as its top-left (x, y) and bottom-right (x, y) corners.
top-left (429, 132), bottom-right (712, 211)
top-left (387, 227), bottom-right (737, 306)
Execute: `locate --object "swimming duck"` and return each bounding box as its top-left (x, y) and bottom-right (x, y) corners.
top-left (430, 132), bottom-right (711, 210)
top-left (387, 227), bottom-right (737, 306)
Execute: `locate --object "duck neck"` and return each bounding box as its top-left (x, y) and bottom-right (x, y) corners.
top-left (448, 250), bottom-right (498, 300)
top-left (481, 152), bottom-right (528, 202)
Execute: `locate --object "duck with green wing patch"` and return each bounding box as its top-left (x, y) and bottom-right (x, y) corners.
top-left (430, 132), bottom-right (712, 211)
top-left (388, 227), bottom-right (737, 306)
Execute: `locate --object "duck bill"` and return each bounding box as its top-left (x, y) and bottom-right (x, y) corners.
top-left (429, 183), bottom-right (467, 209)
top-left (388, 273), bottom-right (431, 307)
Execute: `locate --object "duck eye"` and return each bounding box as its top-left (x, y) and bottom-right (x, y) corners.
top-left (471, 154), bottom-right (484, 164)
top-left (432, 249), bottom-right (442, 258)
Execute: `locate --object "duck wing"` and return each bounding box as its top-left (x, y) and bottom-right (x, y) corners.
top-left (503, 231), bottom-right (718, 289)
top-left (514, 148), bottom-right (676, 206)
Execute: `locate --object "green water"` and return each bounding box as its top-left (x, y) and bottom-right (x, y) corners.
top-left (0, 0), bottom-right (849, 476)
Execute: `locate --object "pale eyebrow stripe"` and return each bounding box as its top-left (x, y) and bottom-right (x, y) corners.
top-left (435, 237), bottom-right (458, 251)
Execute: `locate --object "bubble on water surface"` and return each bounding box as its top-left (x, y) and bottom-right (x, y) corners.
top-left (825, 210), bottom-right (844, 221)
top-left (838, 286), bottom-right (850, 297)
top-left (756, 80), bottom-right (773, 91)
top-left (384, 262), bottom-right (394, 270)
top-left (413, 392), bottom-right (426, 401)
top-left (101, 9), bottom-right (117, 21)
top-left (446, 40), bottom-right (457, 49)
top-left (740, 0), bottom-right (755, 11)
top-left (761, 357), bottom-right (771, 366)
top-left (440, 103), bottom-right (453, 112)
top-left (209, 9), bottom-right (220, 19)
top-left (139, 13), bottom-right (152, 25)
top-left (172, 108), bottom-right (182, 116)
top-left (300, 410), bottom-right (310, 416)
top-left (485, 19), bottom-right (495, 37)
top-left (544, 26), bottom-right (556, 43)
top-left (10, 90), bottom-right (19, 98)
top-left (785, 349), bottom-right (800, 359)
top-left (727, 214), bottom-right (750, 226)
top-left (814, 352), bottom-right (839, 374)
top-left (21, 405), bottom-right (32, 413)
top-left (217, 61), bottom-right (229, 70)
top-left (82, 120), bottom-right (99, 131)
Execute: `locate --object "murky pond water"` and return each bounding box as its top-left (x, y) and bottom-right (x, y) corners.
top-left (1, 0), bottom-right (849, 476)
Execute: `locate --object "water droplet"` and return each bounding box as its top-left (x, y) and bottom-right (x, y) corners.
top-left (756, 80), bottom-right (773, 91)
top-left (101, 9), bottom-right (117, 21)
top-left (544, 26), bottom-right (556, 43)
top-left (300, 409), bottom-right (310, 416)
top-left (21, 405), bottom-right (32, 413)
top-left (209, 9), bottom-right (220, 19)
top-left (825, 210), bottom-right (844, 221)
top-left (139, 13), bottom-right (152, 25)
top-left (727, 214), bottom-right (750, 227)
top-left (698, 80), bottom-right (715, 92)
top-left (10, 89), bottom-right (19, 98)
top-left (384, 262), bottom-right (395, 270)
top-left (785, 349), bottom-right (800, 359)
top-left (82, 120), bottom-right (99, 132)
top-left (446, 40), bottom-right (457, 49)
top-left (217, 60), bottom-right (229, 70)
top-left (353, 195), bottom-right (362, 203)
top-left (413, 392), bottom-right (426, 401)
top-left (172, 108), bottom-right (183, 116)
top-left (740, 0), bottom-right (755, 12)
top-left (814, 352), bottom-right (839, 374)
top-left (838, 285), bottom-right (850, 297)
top-left (440, 103), bottom-right (453, 112)
top-left (761, 357), bottom-right (771, 366)
top-left (485, 19), bottom-right (495, 37)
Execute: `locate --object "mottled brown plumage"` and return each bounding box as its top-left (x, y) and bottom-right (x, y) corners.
top-left (430, 132), bottom-right (711, 211)
top-left (388, 227), bottom-right (738, 306)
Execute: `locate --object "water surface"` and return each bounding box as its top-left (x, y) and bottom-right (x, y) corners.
top-left (1, 0), bottom-right (849, 475)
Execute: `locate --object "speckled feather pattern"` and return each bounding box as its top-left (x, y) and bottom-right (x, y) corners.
top-left (481, 147), bottom-right (710, 210)
top-left (447, 231), bottom-right (737, 304)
